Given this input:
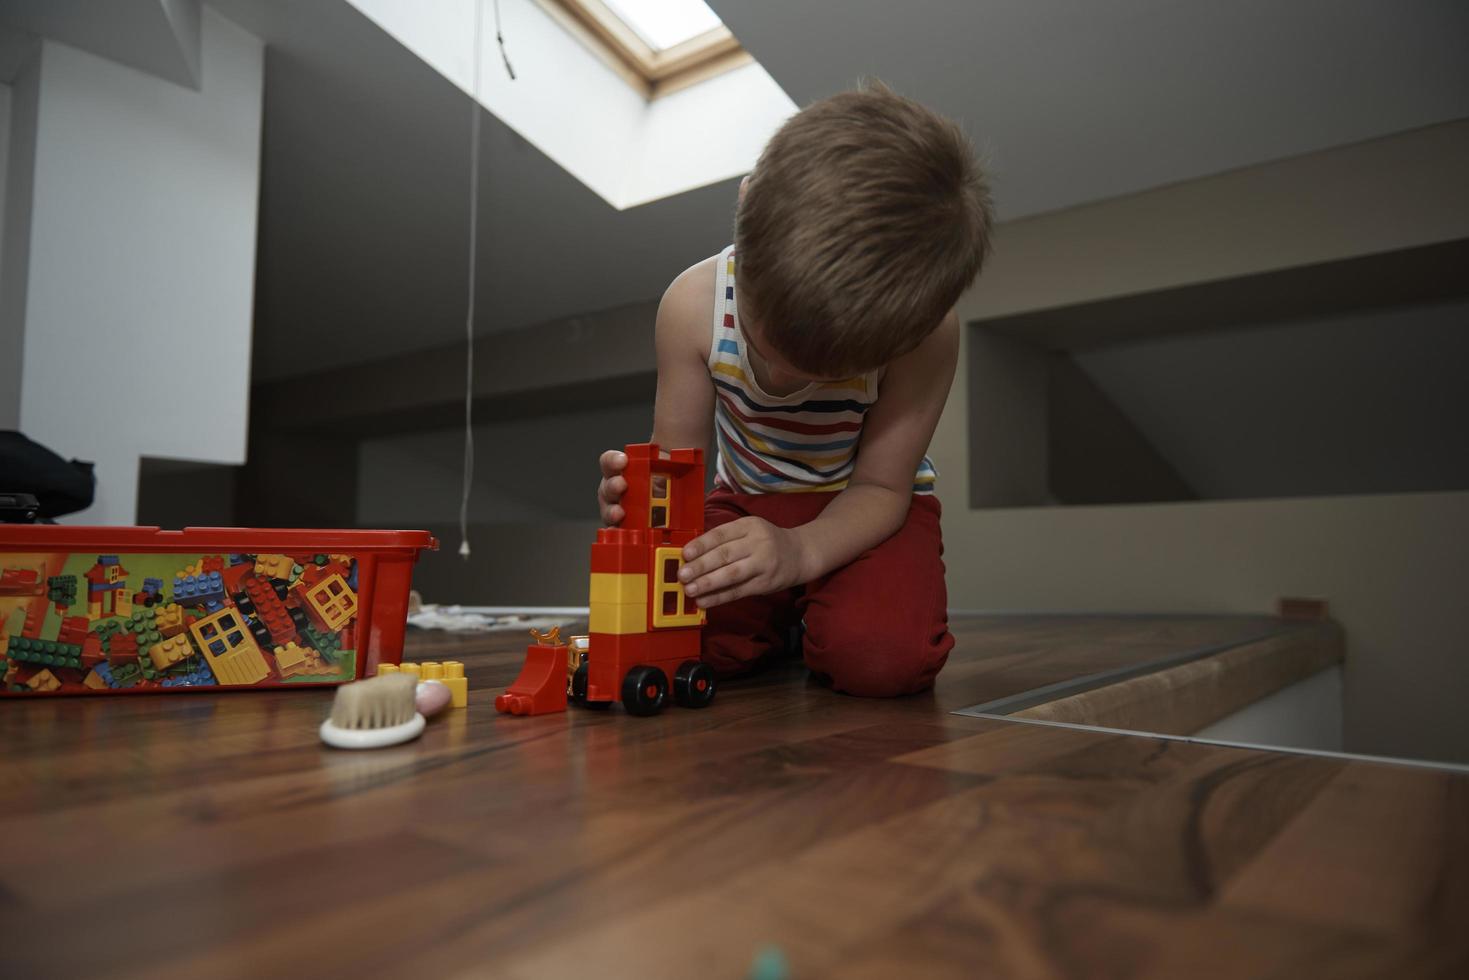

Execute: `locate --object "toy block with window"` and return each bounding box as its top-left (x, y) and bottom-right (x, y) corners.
top-left (496, 442), bottom-right (716, 717)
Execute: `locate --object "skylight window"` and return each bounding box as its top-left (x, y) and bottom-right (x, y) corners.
top-left (540, 0), bottom-right (749, 99)
top-left (602, 0), bottom-right (723, 51)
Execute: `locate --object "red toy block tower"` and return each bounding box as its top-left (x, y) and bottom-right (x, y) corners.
top-left (582, 442), bottom-right (714, 715)
top-left (495, 442), bottom-right (716, 718)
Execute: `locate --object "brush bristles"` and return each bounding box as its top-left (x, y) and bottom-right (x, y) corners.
top-left (329, 674), bottom-right (418, 730)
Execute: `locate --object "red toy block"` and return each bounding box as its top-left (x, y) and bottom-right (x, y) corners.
top-left (240, 573), bottom-right (297, 646)
top-left (21, 605), bottom-right (44, 639)
top-left (298, 560), bottom-right (350, 589)
top-left (80, 634), bottom-right (104, 671)
top-left (108, 633), bottom-right (139, 667)
top-left (495, 642), bottom-right (568, 716)
top-left (0, 568), bottom-right (40, 594)
top-left (220, 560), bottom-right (254, 595)
top-left (57, 615), bottom-right (91, 646)
top-left (201, 555), bottom-right (225, 574)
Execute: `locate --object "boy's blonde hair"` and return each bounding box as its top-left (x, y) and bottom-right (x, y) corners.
top-left (735, 83), bottom-right (992, 376)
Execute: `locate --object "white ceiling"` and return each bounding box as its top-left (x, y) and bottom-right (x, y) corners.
top-left (0, 0), bottom-right (200, 87)
top-left (211, 0), bottom-right (1469, 379)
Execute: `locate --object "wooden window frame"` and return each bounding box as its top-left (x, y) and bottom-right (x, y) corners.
top-left (536, 0), bottom-right (753, 99)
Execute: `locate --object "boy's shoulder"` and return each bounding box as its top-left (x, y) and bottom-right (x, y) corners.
top-left (655, 254), bottom-right (721, 356)
top-left (663, 253), bottom-right (719, 314)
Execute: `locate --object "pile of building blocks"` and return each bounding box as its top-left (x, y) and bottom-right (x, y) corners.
top-left (1, 551), bottom-right (367, 695)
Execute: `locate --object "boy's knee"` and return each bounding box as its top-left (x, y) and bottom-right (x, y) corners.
top-left (803, 615), bottom-right (951, 698)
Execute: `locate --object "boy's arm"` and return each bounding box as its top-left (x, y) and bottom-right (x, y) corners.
top-left (600, 259), bottom-right (715, 525)
top-left (681, 312), bottom-right (959, 607)
top-left (651, 258), bottom-right (717, 453)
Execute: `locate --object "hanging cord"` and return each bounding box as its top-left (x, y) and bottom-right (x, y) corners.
top-left (458, 0), bottom-right (514, 560)
top-left (495, 0), bottom-right (516, 80)
top-left (458, 0), bottom-right (486, 560)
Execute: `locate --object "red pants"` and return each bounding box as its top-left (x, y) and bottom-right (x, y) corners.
top-left (700, 488), bottom-right (953, 697)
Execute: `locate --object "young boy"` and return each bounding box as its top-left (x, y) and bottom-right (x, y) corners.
top-left (597, 84), bottom-right (992, 697)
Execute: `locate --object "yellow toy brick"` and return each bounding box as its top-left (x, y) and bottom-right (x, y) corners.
top-left (272, 642), bottom-right (312, 679)
top-left (589, 600), bottom-right (646, 635)
top-left (27, 668), bottom-right (61, 693)
top-left (377, 660), bottom-right (467, 708)
top-left (302, 574), bottom-right (357, 632)
top-left (83, 669), bottom-right (108, 690)
top-left (589, 572), bottom-right (647, 605)
top-left (148, 634), bottom-right (194, 671)
top-left (155, 603), bottom-right (186, 637)
top-left (189, 607), bottom-right (271, 686)
top-left (253, 553), bottom-right (296, 580)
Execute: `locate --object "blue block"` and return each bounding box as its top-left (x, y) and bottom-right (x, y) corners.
top-left (172, 571), bottom-right (225, 607)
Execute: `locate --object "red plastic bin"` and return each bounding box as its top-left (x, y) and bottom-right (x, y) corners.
top-left (0, 526), bottom-right (436, 697)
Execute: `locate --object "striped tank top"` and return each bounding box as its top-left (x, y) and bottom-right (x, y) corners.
top-left (708, 245), bottom-right (938, 495)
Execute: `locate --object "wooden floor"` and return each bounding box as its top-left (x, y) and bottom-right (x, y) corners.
top-left (2, 615), bottom-right (1464, 979)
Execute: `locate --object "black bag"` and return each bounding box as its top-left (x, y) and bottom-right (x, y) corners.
top-left (0, 431), bottom-right (96, 521)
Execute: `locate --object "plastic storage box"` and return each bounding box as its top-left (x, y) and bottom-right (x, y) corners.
top-left (0, 526), bottom-right (435, 697)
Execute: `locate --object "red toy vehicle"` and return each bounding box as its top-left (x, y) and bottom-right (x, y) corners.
top-left (496, 443), bottom-right (715, 717)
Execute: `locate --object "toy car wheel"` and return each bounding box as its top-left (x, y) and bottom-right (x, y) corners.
top-left (621, 665), bottom-right (667, 716)
top-left (673, 660), bottom-right (716, 709)
top-left (569, 662), bottom-right (608, 709)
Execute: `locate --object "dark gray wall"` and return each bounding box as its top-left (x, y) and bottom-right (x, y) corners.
top-left (1076, 300), bottom-right (1469, 500)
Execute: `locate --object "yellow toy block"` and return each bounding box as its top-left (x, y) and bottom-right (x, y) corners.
top-left (155, 603), bottom-right (186, 637)
top-left (27, 668), bottom-right (61, 693)
top-left (589, 600), bottom-right (646, 635)
top-left (254, 553), bottom-right (296, 580)
top-left (148, 634), bottom-right (194, 671)
top-left (83, 669), bottom-right (108, 690)
top-left (589, 572), bottom-right (647, 605)
top-left (272, 642), bottom-right (311, 679)
top-left (377, 660), bottom-right (467, 707)
top-left (651, 547), bottom-right (703, 628)
top-left (190, 606), bottom-right (271, 686)
top-left (302, 574), bottom-right (357, 632)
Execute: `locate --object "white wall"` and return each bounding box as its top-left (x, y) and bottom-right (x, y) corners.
top-left (1193, 666), bottom-right (1343, 752)
top-left (15, 9), bottom-right (263, 522)
top-left (0, 57), bottom-right (38, 432)
top-left (932, 121), bottom-right (1469, 764)
top-left (0, 81), bottom-right (10, 271)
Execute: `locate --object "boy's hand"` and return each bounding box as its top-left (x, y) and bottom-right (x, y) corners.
top-left (597, 450), bottom-right (628, 526)
top-left (679, 517), bottom-right (808, 609)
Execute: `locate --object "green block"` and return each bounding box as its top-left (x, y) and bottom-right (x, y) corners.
top-left (92, 620), bottom-right (125, 643)
top-left (7, 636), bottom-right (83, 670)
top-left (301, 625), bottom-right (341, 661)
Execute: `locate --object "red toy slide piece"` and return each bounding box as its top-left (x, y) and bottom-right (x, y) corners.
top-left (494, 640), bottom-right (568, 716)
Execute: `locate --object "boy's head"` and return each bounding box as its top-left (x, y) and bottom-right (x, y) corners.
top-left (735, 82), bottom-right (992, 378)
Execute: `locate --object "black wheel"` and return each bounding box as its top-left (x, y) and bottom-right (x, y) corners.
top-left (620, 665), bottom-right (668, 717)
top-left (571, 663), bottom-right (611, 709)
top-left (673, 660), bottom-right (716, 709)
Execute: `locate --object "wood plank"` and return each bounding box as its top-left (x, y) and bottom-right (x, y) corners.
top-left (0, 614), bottom-right (1460, 978)
top-left (1012, 622), bottom-right (1345, 733)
